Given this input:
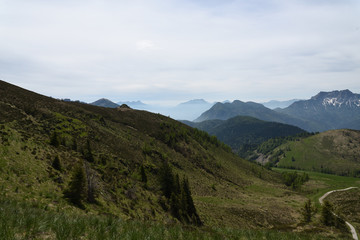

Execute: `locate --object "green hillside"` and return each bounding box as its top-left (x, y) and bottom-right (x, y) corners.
top-left (184, 116), bottom-right (306, 159)
top-left (0, 80), bottom-right (305, 228)
top-left (269, 129), bottom-right (360, 177)
top-left (0, 80), bottom-right (355, 239)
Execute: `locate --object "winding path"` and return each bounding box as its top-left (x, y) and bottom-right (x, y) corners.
top-left (319, 187), bottom-right (358, 240)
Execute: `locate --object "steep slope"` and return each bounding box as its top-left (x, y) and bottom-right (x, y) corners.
top-left (194, 100), bottom-right (315, 131)
top-left (268, 129), bottom-right (360, 177)
top-left (278, 90), bottom-right (360, 132)
top-left (0, 80), bottom-right (306, 229)
top-left (184, 116), bottom-right (306, 158)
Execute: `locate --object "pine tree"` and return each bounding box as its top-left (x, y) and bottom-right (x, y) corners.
top-left (64, 162), bottom-right (88, 208)
top-left (52, 155), bottom-right (62, 171)
top-left (50, 132), bottom-right (59, 147)
top-left (170, 192), bottom-right (181, 220)
top-left (301, 199), bottom-right (316, 223)
top-left (159, 161), bottom-right (174, 199)
top-left (140, 165), bottom-right (147, 183)
top-left (84, 140), bottom-right (94, 163)
top-left (182, 177), bottom-right (202, 226)
top-left (321, 200), bottom-right (334, 226)
top-left (72, 138), bottom-right (77, 151)
top-left (174, 174), bottom-right (181, 195)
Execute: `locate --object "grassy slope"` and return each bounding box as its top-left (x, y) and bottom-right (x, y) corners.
top-left (274, 168), bottom-right (360, 239)
top-left (0, 80), bottom-right (306, 230)
top-left (272, 130), bottom-right (360, 176)
top-left (1, 198), bottom-right (335, 240)
top-left (273, 168), bottom-right (360, 205)
top-left (326, 188), bottom-right (360, 232)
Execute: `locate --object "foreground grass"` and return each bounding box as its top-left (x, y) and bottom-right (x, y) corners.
top-left (0, 198), bottom-right (334, 240)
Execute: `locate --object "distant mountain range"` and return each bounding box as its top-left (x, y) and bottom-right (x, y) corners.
top-left (261, 99), bottom-right (301, 109)
top-left (117, 100), bottom-right (147, 109)
top-left (90, 90), bottom-right (360, 132)
top-left (90, 99), bottom-right (147, 109)
top-left (194, 90), bottom-right (360, 132)
top-left (194, 100), bottom-right (312, 131)
top-left (91, 98), bottom-right (214, 121)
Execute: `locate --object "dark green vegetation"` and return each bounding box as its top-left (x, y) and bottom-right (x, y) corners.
top-left (184, 116), bottom-right (307, 159)
top-left (159, 161), bottom-right (201, 225)
top-left (300, 199), bottom-right (317, 223)
top-left (268, 129), bottom-right (360, 177)
top-left (281, 171), bottom-right (309, 190)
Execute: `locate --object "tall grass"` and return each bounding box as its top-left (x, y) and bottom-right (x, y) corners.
top-left (0, 198), bottom-right (334, 240)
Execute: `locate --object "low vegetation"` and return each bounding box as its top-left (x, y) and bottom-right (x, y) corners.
top-left (268, 130), bottom-right (360, 177)
top-left (0, 81), bottom-right (358, 239)
top-left (0, 197), bottom-right (336, 240)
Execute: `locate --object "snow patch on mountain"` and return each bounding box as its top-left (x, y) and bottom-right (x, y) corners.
top-left (322, 98), bottom-right (343, 107)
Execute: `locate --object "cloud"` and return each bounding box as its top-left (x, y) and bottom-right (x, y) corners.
top-left (0, 0), bottom-right (359, 103)
top-left (136, 40), bottom-right (156, 51)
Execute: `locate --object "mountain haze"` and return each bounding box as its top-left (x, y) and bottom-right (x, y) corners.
top-left (262, 99), bottom-right (301, 109)
top-left (117, 100), bottom-right (147, 109)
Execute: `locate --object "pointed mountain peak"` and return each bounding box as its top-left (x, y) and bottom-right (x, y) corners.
top-left (91, 98), bottom-right (119, 108)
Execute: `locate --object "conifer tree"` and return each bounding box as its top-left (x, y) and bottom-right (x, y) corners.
top-left (301, 199), bottom-right (316, 223)
top-left (64, 162), bottom-right (88, 208)
top-left (159, 161), bottom-right (174, 199)
top-left (174, 174), bottom-right (181, 194)
top-left (182, 177), bottom-right (202, 226)
top-left (84, 140), bottom-right (94, 162)
top-left (170, 192), bottom-right (181, 220)
top-left (50, 131), bottom-right (60, 147)
top-left (72, 138), bottom-right (77, 151)
top-left (321, 200), bottom-right (334, 226)
top-left (52, 155), bottom-right (62, 171)
top-left (140, 165), bottom-right (147, 183)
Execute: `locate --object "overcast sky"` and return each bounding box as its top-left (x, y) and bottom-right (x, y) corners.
top-left (1, 0), bottom-right (359, 105)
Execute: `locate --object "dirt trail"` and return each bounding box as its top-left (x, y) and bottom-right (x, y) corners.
top-left (319, 187), bottom-right (358, 240)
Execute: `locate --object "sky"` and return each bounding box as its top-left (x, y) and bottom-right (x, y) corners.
top-left (0, 0), bottom-right (359, 105)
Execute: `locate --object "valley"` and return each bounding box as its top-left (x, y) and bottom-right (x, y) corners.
top-left (0, 80), bottom-right (359, 239)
